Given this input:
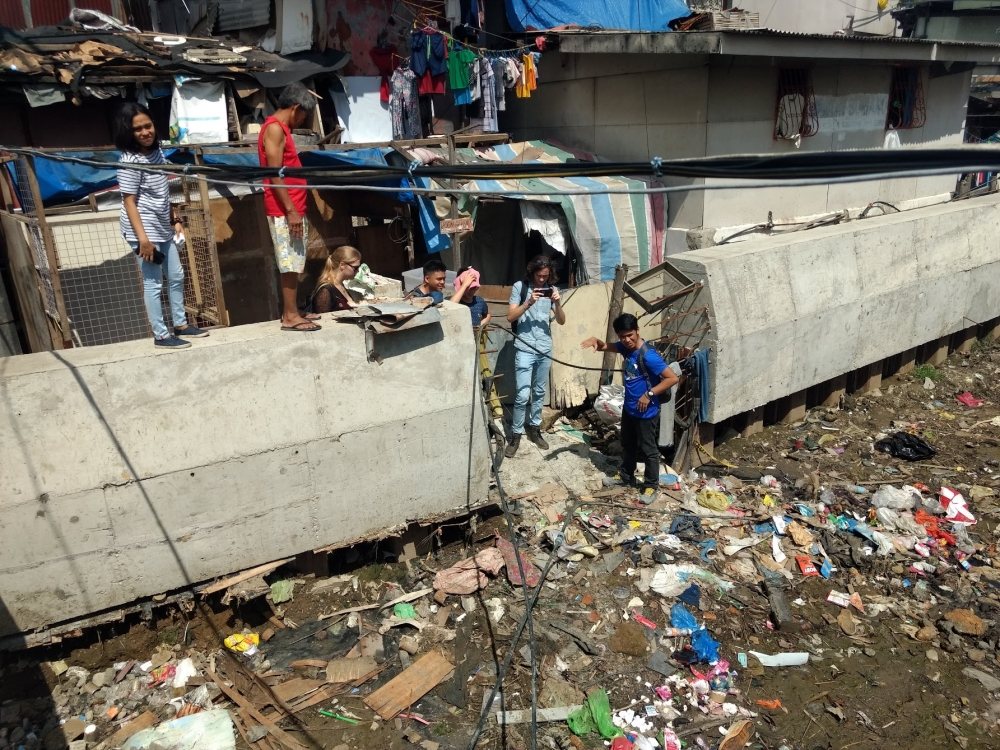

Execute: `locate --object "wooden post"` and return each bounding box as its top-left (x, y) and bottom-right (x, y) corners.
top-left (897, 348), bottom-right (916, 376)
top-left (983, 317), bottom-right (1000, 343)
top-left (954, 327), bottom-right (976, 355)
top-left (821, 375), bottom-right (846, 408)
top-left (23, 156), bottom-right (70, 349)
top-left (446, 133), bottom-right (460, 268)
top-left (740, 407), bottom-right (764, 437)
top-left (779, 390), bottom-right (807, 424)
top-left (856, 362), bottom-right (882, 394)
top-left (600, 264), bottom-right (629, 386)
top-left (927, 336), bottom-right (949, 365)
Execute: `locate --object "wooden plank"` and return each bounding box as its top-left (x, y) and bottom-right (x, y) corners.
top-left (207, 669), bottom-right (309, 750)
top-left (92, 710), bottom-right (158, 750)
top-left (779, 391), bottom-right (807, 424)
top-left (270, 678), bottom-right (327, 704)
top-left (954, 327), bottom-right (976, 355)
top-left (200, 558), bottom-right (294, 595)
top-left (363, 651), bottom-right (455, 719)
top-left (855, 363), bottom-right (882, 394)
top-left (23, 156), bottom-right (70, 348)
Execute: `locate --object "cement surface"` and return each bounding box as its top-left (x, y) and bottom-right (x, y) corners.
top-left (667, 194), bottom-right (1000, 423)
top-left (0, 302), bottom-right (490, 637)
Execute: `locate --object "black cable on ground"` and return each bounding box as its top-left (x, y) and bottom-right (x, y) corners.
top-left (466, 342), bottom-right (581, 749)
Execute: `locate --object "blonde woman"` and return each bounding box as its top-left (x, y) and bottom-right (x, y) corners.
top-left (311, 245), bottom-right (362, 313)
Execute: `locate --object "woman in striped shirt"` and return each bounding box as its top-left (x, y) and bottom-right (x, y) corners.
top-left (115, 102), bottom-right (207, 349)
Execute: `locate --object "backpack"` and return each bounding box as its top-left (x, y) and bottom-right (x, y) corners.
top-left (512, 280), bottom-right (530, 335)
top-left (630, 341), bottom-right (671, 403)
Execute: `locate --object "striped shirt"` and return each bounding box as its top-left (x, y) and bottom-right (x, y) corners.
top-left (118, 149), bottom-right (173, 244)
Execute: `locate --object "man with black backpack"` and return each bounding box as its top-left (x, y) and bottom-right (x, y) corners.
top-left (582, 314), bottom-right (679, 499)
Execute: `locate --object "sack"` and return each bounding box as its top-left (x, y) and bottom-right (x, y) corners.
top-left (593, 384), bottom-right (625, 425)
top-left (874, 432), bottom-right (935, 461)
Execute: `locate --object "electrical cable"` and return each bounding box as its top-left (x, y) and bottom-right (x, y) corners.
top-left (465, 338), bottom-right (559, 750)
top-left (485, 322), bottom-right (608, 371)
top-left (9, 144), bottom-right (1000, 188)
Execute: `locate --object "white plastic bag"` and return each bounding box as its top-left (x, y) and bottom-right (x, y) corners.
top-left (169, 76), bottom-right (228, 144)
top-left (593, 384), bottom-right (624, 425)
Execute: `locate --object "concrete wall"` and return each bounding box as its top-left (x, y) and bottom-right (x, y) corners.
top-left (667, 194), bottom-right (1000, 423)
top-left (733, 0), bottom-right (896, 36)
top-left (503, 53), bottom-right (970, 234)
top-left (0, 303), bottom-right (490, 637)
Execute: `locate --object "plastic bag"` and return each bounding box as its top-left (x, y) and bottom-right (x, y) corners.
top-left (594, 384), bottom-right (625, 425)
top-left (871, 485), bottom-right (919, 510)
top-left (874, 432), bottom-right (935, 461)
top-left (567, 689), bottom-right (623, 739)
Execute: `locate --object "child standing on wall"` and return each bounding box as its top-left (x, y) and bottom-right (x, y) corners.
top-left (115, 102), bottom-right (208, 349)
top-left (582, 314), bottom-right (679, 500)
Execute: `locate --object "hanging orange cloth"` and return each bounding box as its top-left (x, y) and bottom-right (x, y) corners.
top-left (516, 53), bottom-right (537, 98)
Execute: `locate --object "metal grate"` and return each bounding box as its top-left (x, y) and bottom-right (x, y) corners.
top-left (53, 216), bottom-right (151, 347)
top-left (177, 191), bottom-right (226, 328)
top-left (886, 66), bottom-right (926, 130)
top-left (773, 68), bottom-right (819, 141)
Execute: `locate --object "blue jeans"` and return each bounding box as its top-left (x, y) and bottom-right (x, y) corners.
top-left (512, 348), bottom-right (551, 435)
top-left (132, 239), bottom-right (187, 340)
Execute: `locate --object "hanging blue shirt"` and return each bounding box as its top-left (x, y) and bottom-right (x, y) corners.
top-left (615, 342), bottom-right (668, 419)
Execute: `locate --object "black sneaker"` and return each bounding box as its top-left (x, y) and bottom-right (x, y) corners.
top-left (527, 426), bottom-right (549, 450)
top-left (154, 335), bottom-right (192, 349)
top-left (504, 434), bottom-right (521, 458)
top-left (175, 325), bottom-right (209, 338)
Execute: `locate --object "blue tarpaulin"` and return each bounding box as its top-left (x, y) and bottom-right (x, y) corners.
top-left (504, 0), bottom-right (690, 32)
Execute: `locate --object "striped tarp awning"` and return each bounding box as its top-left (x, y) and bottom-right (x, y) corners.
top-left (456, 141), bottom-right (667, 283)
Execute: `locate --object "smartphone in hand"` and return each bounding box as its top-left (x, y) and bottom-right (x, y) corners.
top-left (537, 287), bottom-right (553, 297)
top-left (135, 248), bottom-right (166, 264)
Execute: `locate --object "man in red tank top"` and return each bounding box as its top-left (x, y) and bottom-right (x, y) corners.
top-left (258, 83), bottom-right (320, 331)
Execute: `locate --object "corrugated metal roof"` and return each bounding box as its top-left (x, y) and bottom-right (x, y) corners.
top-left (554, 27), bottom-right (1000, 49)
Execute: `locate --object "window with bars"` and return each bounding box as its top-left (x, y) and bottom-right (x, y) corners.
top-left (886, 66), bottom-right (926, 130)
top-left (773, 68), bottom-right (819, 142)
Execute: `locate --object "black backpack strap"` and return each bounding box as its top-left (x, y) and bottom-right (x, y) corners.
top-left (513, 280), bottom-right (529, 334)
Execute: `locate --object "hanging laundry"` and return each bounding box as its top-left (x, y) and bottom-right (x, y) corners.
top-left (479, 59), bottom-right (497, 132)
top-left (516, 53), bottom-right (537, 98)
top-left (470, 58), bottom-right (482, 102)
top-left (410, 30), bottom-right (447, 78)
top-left (491, 59), bottom-right (506, 111)
top-left (390, 67), bottom-right (421, 139)
top-left (369, 45), bottom-right (398, 105)
top-left (448, 41), bottom-right (477, 107)
top-left (418, 72), bottom-right (446, 96)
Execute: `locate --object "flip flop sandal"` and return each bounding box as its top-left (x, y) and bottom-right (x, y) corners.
top-left (281, 321), bottom-right (321, 332)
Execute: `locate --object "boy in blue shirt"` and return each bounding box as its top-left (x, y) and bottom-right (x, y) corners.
top-left (582, 314), bottom-right (679, 498)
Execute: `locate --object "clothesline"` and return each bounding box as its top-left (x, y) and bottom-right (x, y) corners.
top-left (390, 10), bottom-right (536, 56)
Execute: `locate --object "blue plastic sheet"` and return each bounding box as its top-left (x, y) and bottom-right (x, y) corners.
top-left (671, 604), bottom-right (720, 663)
top-left (504, 0), bottom-right (689, 32)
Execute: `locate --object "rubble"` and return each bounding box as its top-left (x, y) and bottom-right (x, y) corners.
top-left (1, 343), bottom-right (998, 750)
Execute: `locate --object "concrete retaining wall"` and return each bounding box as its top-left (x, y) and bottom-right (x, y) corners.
top-left (0, 303), bottom-right (490, 637)
top-left (668, 194), bottom-right (1000, 423)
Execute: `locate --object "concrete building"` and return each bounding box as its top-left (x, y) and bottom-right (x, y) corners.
top-left (502, 25), bottom-right (1000, 433)
top-left (0, 304), bottom-right (491, 639)
top-left (725, 0), bottom-right (896, 36)
top-left (503, 30), bottom-right (995, 251)
top-left (895, 0), bottom-right (1000, 43)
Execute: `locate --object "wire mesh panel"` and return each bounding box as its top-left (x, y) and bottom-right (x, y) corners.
top-left (51, 216), bottom-right (151, 347)
top-left (177, 196), bottom-right (226, 327)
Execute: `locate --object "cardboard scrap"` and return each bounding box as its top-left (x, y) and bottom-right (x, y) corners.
top-left (326, 656), bottom-right (378, 684)
top-left (271, 678), bottom-right (326, 704)
top-left (432, 548), bottom-right (505, 595)
top-left (363, 651), bottom-right (454, 719)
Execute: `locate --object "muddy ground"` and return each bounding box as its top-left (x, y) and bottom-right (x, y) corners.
top-left (1, 341), bottom-right (998, 750)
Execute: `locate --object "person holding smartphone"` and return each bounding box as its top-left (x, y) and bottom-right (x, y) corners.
top-left (505, 255), bottom-right (566, 457)
top-left (115, 102), bottom-right (207, 349)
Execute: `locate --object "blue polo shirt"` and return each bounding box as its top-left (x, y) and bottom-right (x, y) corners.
top-left (615, 342), bottom-right (669, 419)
